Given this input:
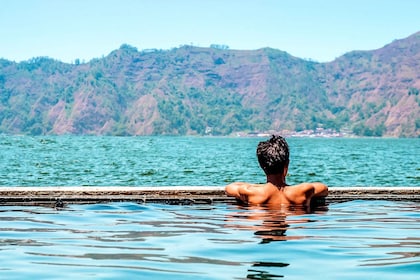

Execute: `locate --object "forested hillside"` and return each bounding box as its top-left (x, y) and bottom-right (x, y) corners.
top-left (0, 32), bottom-right (419, 137)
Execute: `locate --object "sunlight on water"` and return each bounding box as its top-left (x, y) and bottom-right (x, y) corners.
top-left (0, 201), bottom-right (418, 279)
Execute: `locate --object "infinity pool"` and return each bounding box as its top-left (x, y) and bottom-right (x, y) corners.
top-left (0, 200), bottom-right (419, 279)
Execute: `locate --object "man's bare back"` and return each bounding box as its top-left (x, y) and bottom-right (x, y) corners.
top-left (225, 182), bottom-right (328, 207)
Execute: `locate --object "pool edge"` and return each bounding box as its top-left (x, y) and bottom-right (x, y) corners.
top-left (0, 186), bottom-right (419, 206)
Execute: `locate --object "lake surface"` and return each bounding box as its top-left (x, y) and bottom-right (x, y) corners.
top-left (0, 200), bottom-right (418, 279)
top-left (0, 136), bottom-right (419, 187)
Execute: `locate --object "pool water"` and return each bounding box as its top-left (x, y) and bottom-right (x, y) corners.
top-left (0, 200), bottom-right (418, 279)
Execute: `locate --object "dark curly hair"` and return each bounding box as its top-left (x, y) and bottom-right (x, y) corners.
top-left (256, 135), bottom-right (289, 175)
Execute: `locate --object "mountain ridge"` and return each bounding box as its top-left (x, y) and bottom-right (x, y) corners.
top-left (0, 32), bottom-right (419, 137)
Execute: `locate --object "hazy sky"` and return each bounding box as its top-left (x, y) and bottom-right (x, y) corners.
top-left (1, 0), bottom-right (420, 63)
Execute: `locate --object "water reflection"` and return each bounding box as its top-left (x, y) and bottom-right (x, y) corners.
top-left (225, 204), bottom-right (329, 279)
top-left (1, 201), bottom-right (417, 279)
top-left (247, 261), bottom-right (290, 279)
top-left (226, 204), bottom-right (328, 243)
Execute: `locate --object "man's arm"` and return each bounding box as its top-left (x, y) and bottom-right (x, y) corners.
top-left (225, 182), bottom-right (243, 197)
top-left (225, 182), bottom-right (269, 205)
top-left (312, 182), bottom-right (328, 197)
top-left (225, 182), bottom-right (253, 204)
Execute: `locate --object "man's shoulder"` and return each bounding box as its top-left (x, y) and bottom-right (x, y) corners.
top-left (286, 183), bottom-right (315, 194)
top-left (225, 182), bottom-right (270, 196)
top-left (226, 182), bottom-right (250, 187)
top-left (288, 182), bottom-right (328, 197)
top-left (288, 182), bottom-right (313, 189)
top-left (291, 182), bottom-right (327, 188)
top-left (226, 182), bottom-right (266, 188)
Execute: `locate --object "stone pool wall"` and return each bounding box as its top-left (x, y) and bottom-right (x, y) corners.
top-left (0, 186), bottom-right (418, 207)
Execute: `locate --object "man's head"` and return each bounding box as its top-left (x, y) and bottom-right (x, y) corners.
top-left (256, 135), bottom-right (289, 175)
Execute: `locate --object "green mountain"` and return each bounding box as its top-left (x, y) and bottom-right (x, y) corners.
top-left (0, 32), bottom-right (419, 137)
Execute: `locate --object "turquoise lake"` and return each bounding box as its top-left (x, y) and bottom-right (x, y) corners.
top-left (0, 136), bottom-right (419, 187)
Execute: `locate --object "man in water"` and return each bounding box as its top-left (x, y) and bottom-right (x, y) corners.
top-left (225, 135), bottom-right (328, 207)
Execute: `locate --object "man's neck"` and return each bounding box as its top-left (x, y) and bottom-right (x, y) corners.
top-left (266, 174), bottom-right (287, 189)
